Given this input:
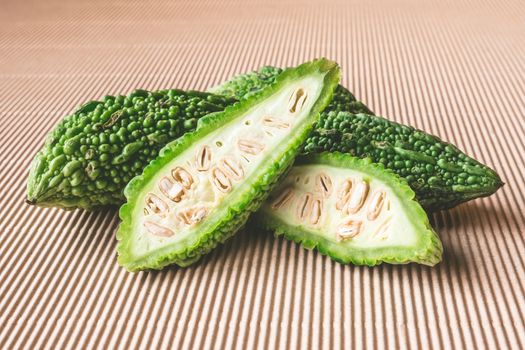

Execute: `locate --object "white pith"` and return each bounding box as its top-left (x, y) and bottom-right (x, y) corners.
top-left (264, 164), bottom-right (419, 248)
top-left (130, 74), bottom-right (326, 258)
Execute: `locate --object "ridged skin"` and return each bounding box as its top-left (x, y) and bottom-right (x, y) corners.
top-left (26, 89), bottom-right (235, 209)
top-left (305, 112), bottom-right (503, 210)
top-left (117, 59), bottom-right (341, 271)
top-left (256, 153), bottom-right (443, 266)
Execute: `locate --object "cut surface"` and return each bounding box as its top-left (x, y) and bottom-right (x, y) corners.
top-left (257, 153), bottom-right (443, 266)
top-left (117, 59), bottom-right (340, 271)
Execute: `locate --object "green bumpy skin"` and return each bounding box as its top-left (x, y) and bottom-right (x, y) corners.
top-left (117, 59), bottom-right (341, 271)
top-left (209, 65), bottom-right (373, 115)
top-left (26, 89), bottom-right (236, 209)
top-left (257, 153), bottom-right (443, 266)
top-left (304, 112), bottom-right (503, 210)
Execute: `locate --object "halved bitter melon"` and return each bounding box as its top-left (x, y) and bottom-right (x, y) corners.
top-left (257, 153), bottom-right (443, 266)
top-left (117, 59), bottom-right (341, 271)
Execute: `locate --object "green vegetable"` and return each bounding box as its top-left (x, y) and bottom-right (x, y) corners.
top-left (210, 67), bottom-right (503, 210)
top-left (27, 65), bottom-right (502, 212)
top-left (26, 89), bottom-right (236, 209)
top-left (304, 112), bottom-right (503, 210)
top-left (257, 153), bottom-right (443, 266)
top-left (209, 65), bottom-right (373, 115)
top-left (117, 58), bottom-right (341, 271)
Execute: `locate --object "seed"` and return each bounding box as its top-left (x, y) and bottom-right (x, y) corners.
top-left (191, 207), bottom-right (208, 223)
top-left (367, 190), bottom-right (386, 221)
top-left (178, 206), bottom-right (208, 226)
top-left (295, 192), bottom-right (313, 221)
top-left (288, 88), bottom-right (308, 114)
top-left (195, 145), bottom-right (212, 171)
top-left (237, 139), bottom-right (265, 155)
top-left (219, 157), bottom-right (244, 181)
top-left (271, 188), bottom-right (295, 210)
top-left (262, 116), bottom-right (290, 129)
top-left (159, 176), bottom-right (185, 202)
top-left (346, 180), bottom-right (369, 214)
top-left (372, 217), bottom-right (392, 240)
top-left (336, 179), bottom-right (353, 210)
top-left (210, 166), bottom-right (232, 193)
top-left (145, 193), bottom-right (169, 216)
top-left (310, 199), bottom-right (322, 225)
top-left (144, 220), bottom-right (174, 237)
top-left (172, 166), bottom-right (193, 189)
top-left (315, 172), bottom-right (333, 198)
top-left (336, 219), bottom-right (363, 241)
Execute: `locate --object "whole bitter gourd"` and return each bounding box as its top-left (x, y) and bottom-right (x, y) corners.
top-left (211, 68), bottom-right (502, 210)
top-left (117, 59), bottom-right (341, 271)
top-left (257, 153), bottom-right (443, 266)
top-left (305, 112), bottom-right (503, 210)
top-left (208, 65), bottom-right (373, 115)
top-left (26, 89), bottom-right (235, 209)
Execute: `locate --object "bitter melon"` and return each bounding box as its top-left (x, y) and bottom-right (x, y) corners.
top-left (257, 153), bottom-right (443, 266)
top-left (210, 67), bottom-right (503, 211)
top-left (209, 65), bottom-right (373, 115)
top-left (26, 89), bottom-right (235, 209)
top-left (305, 112), bottom-right (503, 210)
top-left (117, 59), bottom-right (341, 271)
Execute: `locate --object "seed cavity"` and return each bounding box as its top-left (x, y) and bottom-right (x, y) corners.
top-left (145, 193), bottom-right (169, 216)
top-left (237, 139), bottom-right (265, 155)
top-left (367, 190), bottom-right (386, 221)
top-left (144, 220), bottom-right (174, 237)
top-left (171, 167), bottom-right (193, 189)
top-left (336, 219), bottom-right (363, 241)
top-left (210, 166), bottom-right (232, 193)
top-left (241, 155), bottom-right (251, 164)
top-left (315, 172), bottom-right (333, 198)
top-left (372, 217), bottom-right (392, 240)
top-left (159, 176), bottom-right (185, 202)
top-left (177, 206), bottom-right (208, 226)
top-left (336, 179), bottom-right (353, 210)
top-left (262, 116), bottom-right (290, 129)
top-left (288, 88), bottom-right (308, 114)
top-left (310, 199), bottom-right (322, 225)
top-left (346, 180), bottom-right (369, 214)
top-left (195, 145), bottom-right (212, 171)
top-left (271, 188), bottom-right (295, 210)
top-left (295, 192), bottom-right (313, 221)
top-left (219, 157), bottom-right (244, 181)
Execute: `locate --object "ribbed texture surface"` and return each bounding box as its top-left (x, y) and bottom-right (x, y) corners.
top-left (0, 0), bottom-right (524, 349)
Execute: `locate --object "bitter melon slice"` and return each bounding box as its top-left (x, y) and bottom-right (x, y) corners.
top-left (257, 153), bottom-right (443, 266)
top-left (117, 59), bottom-right (341, 271)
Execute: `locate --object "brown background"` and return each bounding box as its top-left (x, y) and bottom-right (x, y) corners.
top-left (1, 0), bottom-right (524, 349)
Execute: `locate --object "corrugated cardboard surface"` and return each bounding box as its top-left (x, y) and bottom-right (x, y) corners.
top-left (1, 0), bottom-right (524, 348)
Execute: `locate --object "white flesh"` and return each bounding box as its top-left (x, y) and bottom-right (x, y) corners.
top-left (263, 165), bottom-right (420, 248)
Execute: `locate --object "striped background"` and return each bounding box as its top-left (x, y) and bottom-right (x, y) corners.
top-left (1, 0), bottom-right (524, 349)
